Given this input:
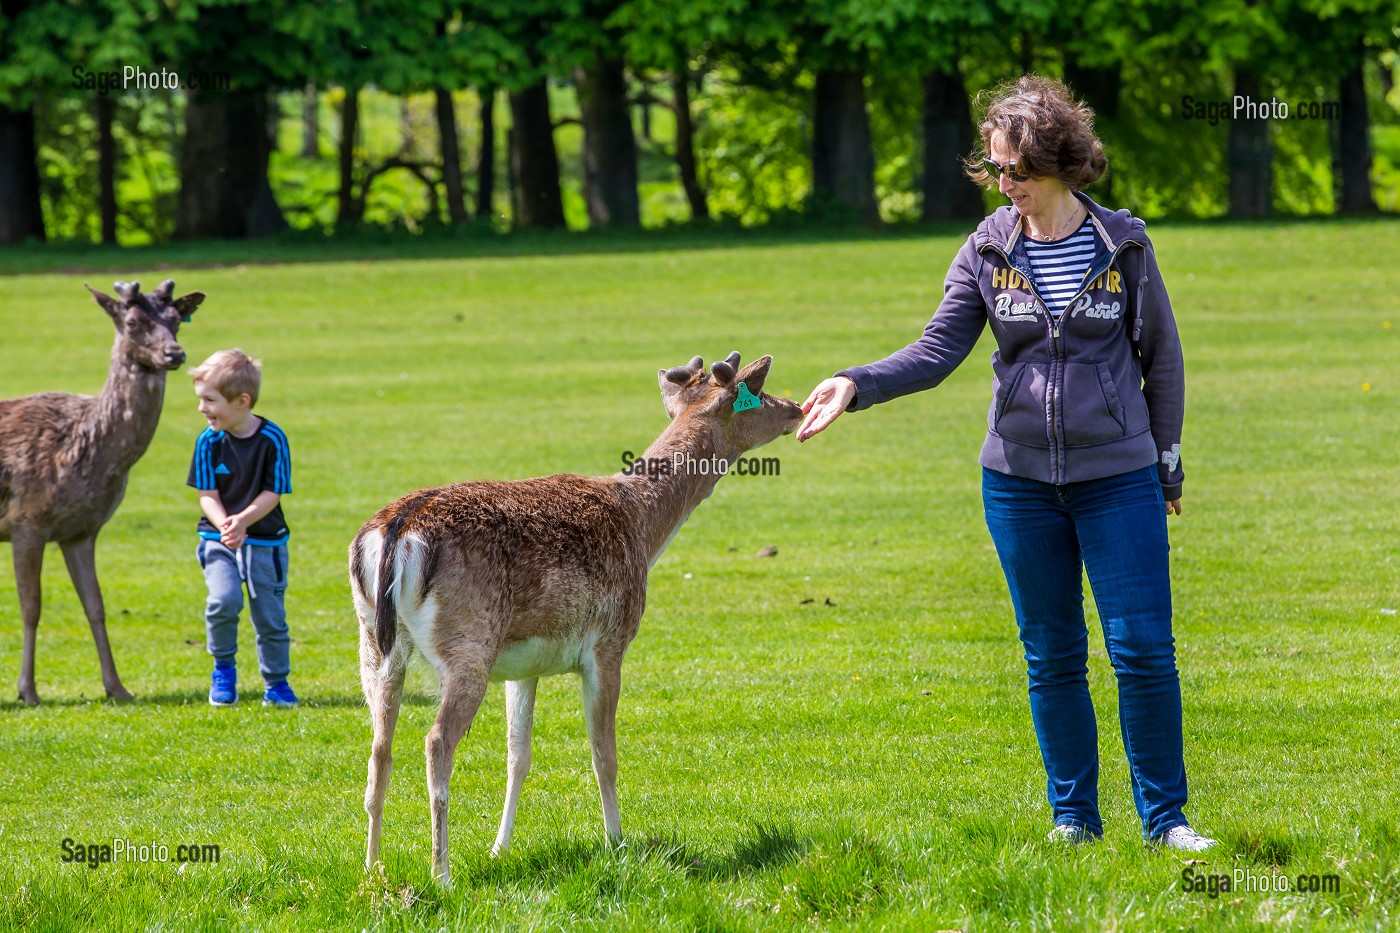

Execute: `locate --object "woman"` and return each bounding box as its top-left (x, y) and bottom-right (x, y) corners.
top-left (798, 75), bottom-right (1213, 850)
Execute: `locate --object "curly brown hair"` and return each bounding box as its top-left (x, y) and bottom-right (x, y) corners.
top-left (964, 75), bottom-right (1107, 191)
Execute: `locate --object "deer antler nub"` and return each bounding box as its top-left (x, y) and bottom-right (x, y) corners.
top-left (663, 355), bottom-right (705, 385)
top-left (115, 281), bottom-right (140, 304)
top-left (709, 351), bottom-right (742, 386)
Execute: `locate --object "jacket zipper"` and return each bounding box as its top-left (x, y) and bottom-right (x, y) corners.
top-left (1058, 240), bottom-right (1136, 340)
top-left (982, 242), bottom-right (1065, 481)
top-left (981, 238), bottom-right (1140, 483)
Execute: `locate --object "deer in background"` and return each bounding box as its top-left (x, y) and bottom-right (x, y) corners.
top-left (1, 280), bottom-right (204, 705)
top-left (351, 352), bottom-right (801, 884)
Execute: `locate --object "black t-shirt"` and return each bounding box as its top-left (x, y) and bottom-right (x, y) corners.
top-left (187, 418), bottom-right (292, 542)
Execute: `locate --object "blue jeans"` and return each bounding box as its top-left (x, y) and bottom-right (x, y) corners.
top-left (982, 465), bottom-right (1188, 838)
top-left (197, 539), bottom-right (291, 684)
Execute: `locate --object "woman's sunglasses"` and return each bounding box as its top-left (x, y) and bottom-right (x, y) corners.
top-left (982, 157), bottom-right (1030, 183)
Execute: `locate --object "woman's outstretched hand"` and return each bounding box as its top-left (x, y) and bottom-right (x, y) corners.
top-left (797, 376), bottom-right (856, 442)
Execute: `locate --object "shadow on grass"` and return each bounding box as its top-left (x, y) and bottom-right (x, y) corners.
top-left (460, 822), bottom-right (812, 889)
top-left (0, 220), bottom-right (968, 277)
top-left (639, 822), bottom-right (812, 881)
top-left (0, 690), bottom-right (442, 710)
top-left (1231, 826), bottom-right (1295, 866)
top-left (2, 213), bottom-right (1389, 278)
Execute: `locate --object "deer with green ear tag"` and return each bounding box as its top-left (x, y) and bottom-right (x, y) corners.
top-left (350, 351), bottom-right (801, 885)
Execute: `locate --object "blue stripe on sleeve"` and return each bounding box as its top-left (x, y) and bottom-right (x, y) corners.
top-left (194, 428), bottom-right (217, 489)
top-left (262, 420), bottom-right (292, 494)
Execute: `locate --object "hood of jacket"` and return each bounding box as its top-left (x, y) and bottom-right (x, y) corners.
top-left (975, 191), bottom-right (1148, 256)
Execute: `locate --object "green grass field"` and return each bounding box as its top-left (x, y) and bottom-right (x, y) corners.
top-left (1, 219), bottom-right (1398, 930)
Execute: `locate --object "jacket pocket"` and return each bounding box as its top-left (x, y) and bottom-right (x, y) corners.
top-left (990, 357), bottom-right (1051, 447)
top-left (1063, 360), bottom-right (1127, 447)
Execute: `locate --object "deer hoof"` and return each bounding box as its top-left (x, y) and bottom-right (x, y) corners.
top-left (106, 683), bottom-right (135, 701)
top-left (18, 686), bottom-right (40, 706)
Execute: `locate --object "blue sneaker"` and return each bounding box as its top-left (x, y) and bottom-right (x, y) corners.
top-left (262, 681), bottom-right (299, 707)
top-left (209, 665), bottom-right (237, 706)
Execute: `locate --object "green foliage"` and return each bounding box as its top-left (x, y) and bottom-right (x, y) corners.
top-left (692, 63), bottom-right (811, 225)
top-left (1095, 60), bottom-right (1234, 219)
top-left (6, 0), bottom-right (1398, 243)
top-left (866, 70), bottom-right (921, 222)
top-left (33, 92), bottom-right (181, 245)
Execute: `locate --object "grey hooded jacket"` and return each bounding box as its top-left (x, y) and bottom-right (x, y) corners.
top-left (838, 192), bottom-right (1185, 498)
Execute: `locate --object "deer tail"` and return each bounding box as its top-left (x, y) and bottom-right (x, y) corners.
top-left (373, 520), bottom-right (405, 657)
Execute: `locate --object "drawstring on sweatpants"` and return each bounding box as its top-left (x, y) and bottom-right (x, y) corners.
top-left (233, 544), bottom-right (258, 599)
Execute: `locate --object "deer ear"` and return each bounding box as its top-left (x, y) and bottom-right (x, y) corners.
top-left (658, 369), bottom-right (685, 419)
top-left (85, 284), bottom-right (123, 323)
top-left (734, 355), bottom-right (773, 395)
top-left (174, 291), bottom-right (206, 322)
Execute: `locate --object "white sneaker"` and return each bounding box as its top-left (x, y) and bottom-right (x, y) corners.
top-left (1155, 825), bottom-right (1217, 852)
top-left (1047, 824), bottom-right (1100, 845)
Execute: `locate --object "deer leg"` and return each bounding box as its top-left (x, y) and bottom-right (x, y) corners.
top-left (12, 530), bottom-right (44, 706)
top-left (491, 677), bottom-right (538, 857)
top-left (60, 535), bottom-right (131, 700)
top-left (582, 650), bottom-right (625, 846)
top-left (426, 664), bottom-right (490, 885)
top-left (361, 623), bottom-right (407, 872)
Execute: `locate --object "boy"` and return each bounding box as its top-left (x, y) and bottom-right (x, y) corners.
top-left (187, 349), bottom-right (297, 707)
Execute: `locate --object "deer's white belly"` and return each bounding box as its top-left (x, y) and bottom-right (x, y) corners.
top-left (490, 632), bottom-right (598, 682)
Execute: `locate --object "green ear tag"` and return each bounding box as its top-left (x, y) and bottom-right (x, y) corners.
top-left (733, 381), bottom-right (761, 412)
top-left (181, 316), bottom-right (192, 323)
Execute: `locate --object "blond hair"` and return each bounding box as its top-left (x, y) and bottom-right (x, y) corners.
top-left (190, 349), bottom-right (263, 407)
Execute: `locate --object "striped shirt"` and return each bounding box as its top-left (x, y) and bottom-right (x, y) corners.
top-left (1023, 217), bottom-right (1095, 318)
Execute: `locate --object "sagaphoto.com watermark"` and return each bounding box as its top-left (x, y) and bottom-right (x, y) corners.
top-left (72, 65), bottom-right (231, 96)
top-left (620, 450), bottom-right (782, 479)
top-left (1180, 866), bottom-right (1341, 900)
top-left (61, 836), bottom-right (221, 870)
top-left (1181, 94), bottom-right (1341, 126)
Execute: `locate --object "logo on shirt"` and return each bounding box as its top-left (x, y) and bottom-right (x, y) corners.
top-left (991, 267), bottom-right (1032, 291)
top-left (215, 463), bottom-right (231, 475)
top-left (994, 292), bottom-right (1038, 323)
top-left (1161, 444), bottom-right (1181, 472)
top-left (1067, 296), bottom-right (1123, 320)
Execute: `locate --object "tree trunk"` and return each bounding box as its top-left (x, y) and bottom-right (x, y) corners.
top-left (1062, 61), bottom-right (1121, 121)
top-left (338, 86), bottom-right (361, 226)
top-left (97, 95), bottom-right (118, 244)
top-left (246, 93), bottom-right (288, 237)
top-left (671, 68), bottom-right (708, 220)
top-left (476, 85), bottom-right (496, 221)
top-left (508, 80), bottom-right (566, 229)
top-left (0, 102), bottom-right (45, 244)
top-left (811, 69), bottom-right (878, 223)
top-left (1228, 69), bottom-right (1273, 218)
top-left (435, 87), bottom-right (469, 224)
top-left (574, 59), bottom-right (640, 227)
top-left (1335, 53), bottom-right (1377, 214)
top-left (302, 81), bottom-right (320, 159)
top-left (175, 90), bottom-right (285, 238)
top-left (920, 69), bottom-right (983, 223)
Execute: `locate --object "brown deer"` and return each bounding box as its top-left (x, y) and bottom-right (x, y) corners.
top-left (351, 352), bottom-right (801, 884)
top-left (1, 280), bottom-right (204, 705)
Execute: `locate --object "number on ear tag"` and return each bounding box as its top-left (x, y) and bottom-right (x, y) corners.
top-left (733, 382), bottom-right (761, 412)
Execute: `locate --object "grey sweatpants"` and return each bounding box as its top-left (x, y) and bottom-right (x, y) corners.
top-left (197, 539), bottom-right (291, 684)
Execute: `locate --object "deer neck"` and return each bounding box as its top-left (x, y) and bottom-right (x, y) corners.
top-left (621, 417), bottom-right (735, 567)
top-left (91, 338), bottom-right (169, 471)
